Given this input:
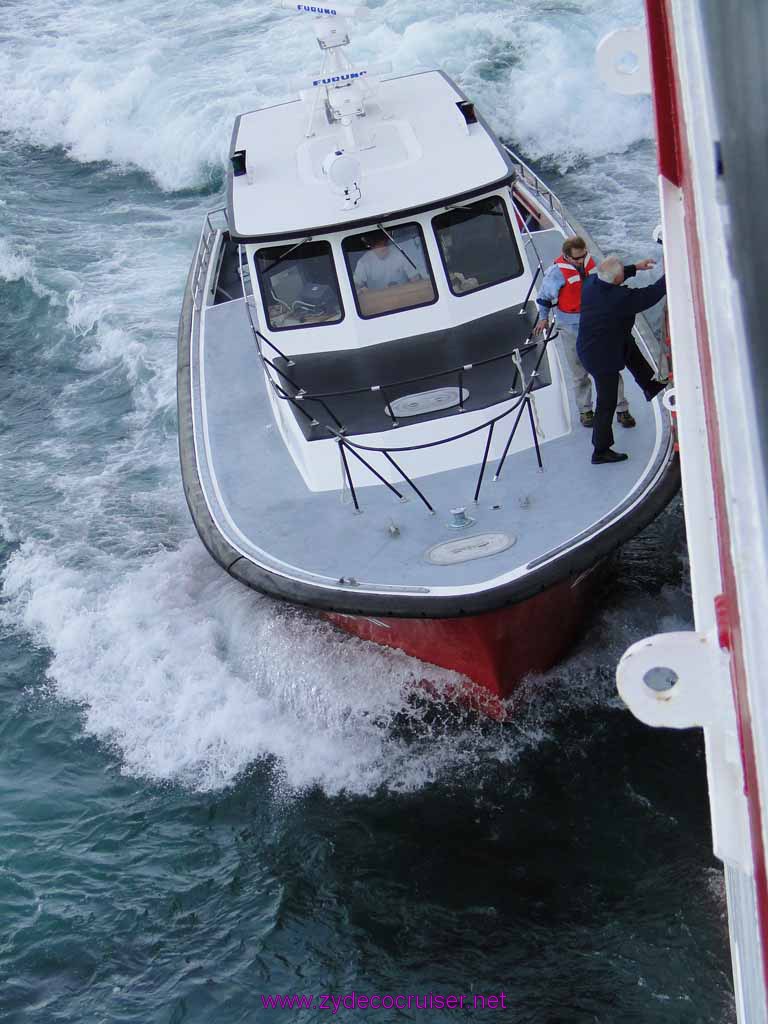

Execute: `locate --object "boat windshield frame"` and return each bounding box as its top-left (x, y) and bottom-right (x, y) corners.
top-left (341, 221), bottom-right (439, 321)
top-left (432, 195), bottom-right (525, 297)
top-left (254, 238), bottom-right (345, 332)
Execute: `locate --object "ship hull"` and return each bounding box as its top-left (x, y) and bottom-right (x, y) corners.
top-left (325, 563), bottom-right (602, 710)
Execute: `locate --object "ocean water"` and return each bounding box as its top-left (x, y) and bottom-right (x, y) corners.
top-left (0, 0), bottom-right (734, 1021)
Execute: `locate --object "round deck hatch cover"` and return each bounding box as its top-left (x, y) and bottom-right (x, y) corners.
top-left (386, 387), bottom-right (469, 418)
top-left (426, 532), bottom-right (516, 566)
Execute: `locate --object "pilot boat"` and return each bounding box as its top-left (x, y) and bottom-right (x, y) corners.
top-left (177, 2), bottom-right (678, 711)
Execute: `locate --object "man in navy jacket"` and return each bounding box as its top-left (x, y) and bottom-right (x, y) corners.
top-left (577, 256), bottom-right (667, 463)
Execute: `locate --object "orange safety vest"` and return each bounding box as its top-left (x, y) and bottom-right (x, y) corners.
top-left (553, 254), bottom-right (597, 313)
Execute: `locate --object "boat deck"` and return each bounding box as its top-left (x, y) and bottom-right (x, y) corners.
top-left (192, 297), bottom-right (669, 595)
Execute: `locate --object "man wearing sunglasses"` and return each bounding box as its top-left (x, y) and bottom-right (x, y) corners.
top-left (534, 236), bottom-right (655, 429)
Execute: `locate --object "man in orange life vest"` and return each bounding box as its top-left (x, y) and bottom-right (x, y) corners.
top-left (533, 236), bottom-right (655, 428)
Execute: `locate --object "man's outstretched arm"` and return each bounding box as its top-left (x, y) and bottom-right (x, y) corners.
top-left (621, 274), bottom-right (667, 314)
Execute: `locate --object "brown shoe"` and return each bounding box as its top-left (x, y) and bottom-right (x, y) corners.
top-left (580, 410), bottom-right (594, 428)
top-left (617, 410), bottom-right (636, 428)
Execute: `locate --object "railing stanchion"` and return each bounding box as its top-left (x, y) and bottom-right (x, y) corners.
top-left (493, 393), bottom-right (531, 482)
top-left (458, 369), bottom-right (464, 411)
top-left (317, 399), bottom-right (345, 433)
top-left (382, 452), bottom-right (435, 513)
top-left (338, 442), bottom-right (360, 512)
top-left (494, 327), bottom-right (553, 481)
top-left (381, 386), bottom-right (399, 426)
top-left (344, 446), bottom-right (405, 501)
top-left (474, 422), bottom-right (495, 503)
top-left (508, 360), bottom-right (520, 396)
top-left (527, 397), bottom-right (543, 468)
top-left (519, 265), bottom-right (542, 312)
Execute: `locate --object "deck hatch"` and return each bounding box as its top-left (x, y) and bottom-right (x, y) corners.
top-left (426, 532), bottom-right (516, 565)
top-left (386, 387), bottom-right (469, 418)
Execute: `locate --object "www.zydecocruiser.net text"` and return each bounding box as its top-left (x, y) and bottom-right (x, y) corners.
top-left (261, 992), bottom-right (509, 1012)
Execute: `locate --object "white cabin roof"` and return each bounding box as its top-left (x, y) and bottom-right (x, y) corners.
top-left (228, 70), bottom-right (514, 240)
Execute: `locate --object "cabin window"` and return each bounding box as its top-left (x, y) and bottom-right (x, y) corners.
top-left (255, 240), bottom-right (344, 331)
top-left (432, 196), bottom-right (524, 296)
top-left (343, 224), bottom-right (437, 319)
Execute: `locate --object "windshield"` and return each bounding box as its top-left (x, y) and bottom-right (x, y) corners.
top-left (343, 223), bottom-right (437, 319)
top-left (432, 196), bottom-right (524, 296)
top-left (255, 240), bottom-right (343, 330)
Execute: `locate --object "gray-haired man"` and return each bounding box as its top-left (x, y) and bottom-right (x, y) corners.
top-left (577, 256), bottom-right (667, 463)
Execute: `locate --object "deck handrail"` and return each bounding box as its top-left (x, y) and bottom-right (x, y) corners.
top-left (192, 207), bottom-right (229, 311)
top-left (278, 327), bottom-right (542, 402)
top-left (504, 147), bottom-right (571, 229)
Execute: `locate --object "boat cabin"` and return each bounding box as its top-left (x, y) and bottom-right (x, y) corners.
top-left (219, 69), bottom-right (568, 490)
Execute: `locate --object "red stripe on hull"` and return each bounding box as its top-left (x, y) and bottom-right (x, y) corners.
top-left (645, 0), bottom-right (685, 186)
top-left (325, 568), bottom-right (601, 712)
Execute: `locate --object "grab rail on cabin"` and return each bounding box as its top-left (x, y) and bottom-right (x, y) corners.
top-left (274, 321), bottom-right (544, 405)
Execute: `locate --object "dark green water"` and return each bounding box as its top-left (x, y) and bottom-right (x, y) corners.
top-left (0, 0), bottom-right (733, 1020)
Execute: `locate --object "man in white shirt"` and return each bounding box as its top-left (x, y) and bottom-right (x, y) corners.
top-left (353, 237), bottom-right (422, 291)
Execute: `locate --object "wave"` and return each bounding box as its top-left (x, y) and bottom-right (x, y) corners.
top-left (0, 0), bottom-right (651, 189)
top-left (0, 238), bottom-right (58, 300)
top-left (64, 290), bottom-right (150, 386)
top-left (0, 540), bottom-right (483, 794)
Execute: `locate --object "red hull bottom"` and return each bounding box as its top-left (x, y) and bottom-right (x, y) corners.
top-left (325, 567), bottom-right (602, 716)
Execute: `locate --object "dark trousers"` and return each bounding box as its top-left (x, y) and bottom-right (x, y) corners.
top-left (592, 340), bottom-right (657, 452)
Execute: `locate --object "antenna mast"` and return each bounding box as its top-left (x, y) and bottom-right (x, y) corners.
top-left (279, 2), bottom-right (387, 146)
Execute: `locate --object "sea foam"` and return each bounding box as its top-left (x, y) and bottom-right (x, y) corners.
top-left (0, 0), bottom-right (651, 190)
